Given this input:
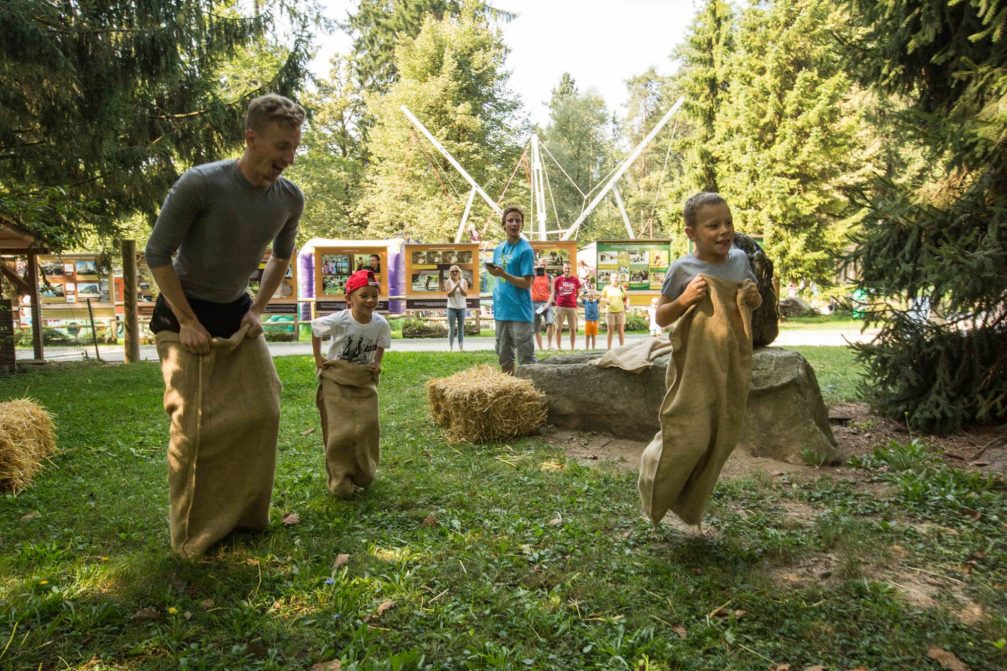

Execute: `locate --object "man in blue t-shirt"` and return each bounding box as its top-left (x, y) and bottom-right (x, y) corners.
top-left (487, 206), bottom-right (535, 373)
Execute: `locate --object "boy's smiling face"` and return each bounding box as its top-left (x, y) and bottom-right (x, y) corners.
top-left (347, 285), bottom-right (380, 318)
top-left (687, 202), bottom-right (735, 264)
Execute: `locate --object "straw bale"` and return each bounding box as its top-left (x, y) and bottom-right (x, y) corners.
top-left (426, 365), bottom-right (548, 443)
top-left (0, 399), bottom-right (56, 493)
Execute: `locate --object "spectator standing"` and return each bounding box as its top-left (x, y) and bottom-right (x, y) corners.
top-left (601, 273), bottom-right (629, 349)
top-left (487, 207), bottom-right (535, 374)
top-left (553, 262), bottom-right (582, 350)
top-left (530, 260), bottom-right (555, 350)
top-left (445, 264), bottom-right (469, 351)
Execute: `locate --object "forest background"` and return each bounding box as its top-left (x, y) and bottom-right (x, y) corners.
top-left (2, 0), bottom-right (1005, 434)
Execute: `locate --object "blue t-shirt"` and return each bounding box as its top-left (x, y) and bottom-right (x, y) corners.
top-left (492, 238), bottom-right (534, 322)
top-left (582, 298), bottom-right (599, 321)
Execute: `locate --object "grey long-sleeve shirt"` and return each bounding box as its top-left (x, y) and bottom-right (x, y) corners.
top-left (145, 159), bottom-right (303, 303)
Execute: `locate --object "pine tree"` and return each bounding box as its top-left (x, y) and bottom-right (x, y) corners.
top-left (541, 74), bottom-right (613, 238)
top-left (714, 0), bottom-right (864, 284)
top-left (0, 0), bottom-right (312, 249)
top-left (845, 0), bottom-right (1007, 433)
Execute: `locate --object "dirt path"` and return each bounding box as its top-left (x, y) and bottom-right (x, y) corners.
top-left (546, 401), bottom-right (1006, 479)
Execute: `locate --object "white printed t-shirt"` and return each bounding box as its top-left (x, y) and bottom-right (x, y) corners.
top-left (311, 310), bottom-right (392, 365)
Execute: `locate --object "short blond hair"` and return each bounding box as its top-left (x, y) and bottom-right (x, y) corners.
top-left (245, 94), bottom-right (305, 132)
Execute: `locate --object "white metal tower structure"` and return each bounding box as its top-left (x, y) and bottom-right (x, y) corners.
top-left (529, 134), bottom-right (548, 240)
top-left (560, 96), bottom-right (685, 240)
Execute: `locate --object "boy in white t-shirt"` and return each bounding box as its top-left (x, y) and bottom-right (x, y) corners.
top-left (311, 270), bottom-right (392, 497)
top-left (647, 296), bottom-right (663, 337)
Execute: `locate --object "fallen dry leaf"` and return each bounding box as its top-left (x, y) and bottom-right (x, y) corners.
top-left (733, 609), bottom-right (748, 618)
top-left (19, 511), bottom-right (40, 522)
top-left (548, 514), bottom-right (563, 527)
top-left (673, 625), bottom-right (687, 639)
top-left (131, 607), bottom-right (162, 622)
top-left (333, 553), bottom-right (350, 570)
top-left (282, 512), bottom-right (301, 526)
top-left (365, 599), bottom-right (397, 622)
top-left (769, 664), bottom-right (790, 671)
top-left (927, 645), bottom-right (971, 671)
top-left (301, 427), bottom-right (317, 436)
top-left (422, 514), bottom-right (438, 527)
top-left (310, 661), bottom-right (342, 671)
top-left (200, 598), bottom-right (215, 610)
top-left (802, 666), bottom-right (826, 671)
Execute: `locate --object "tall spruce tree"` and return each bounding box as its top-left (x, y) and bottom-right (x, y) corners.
top-left (845, 0), bottom-right (1007, 433)
top-left (714, 0), bottom-right (863, 284)
top-left (673, 0), bottom-right (734, 195)
top-left (541, 74), bottom-right (616, 240)
top-left (0, 0), bottom-right (311, 249)
top-left (355, 3), bottom-right (525, 242)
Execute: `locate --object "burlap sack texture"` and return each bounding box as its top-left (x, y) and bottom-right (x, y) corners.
top-left (316, 359), bottom-right (380, 498)
top-left (427, 364), bottom-right (548, 443)
top-left (638, 274), bottom-right (761, 526)
top-left (157, 326), bottom-right (281, 556)
top-left (0, 399), bottom-right (56, 493)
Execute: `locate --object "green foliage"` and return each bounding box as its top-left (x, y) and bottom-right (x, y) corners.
top-left (540, 74), bottom-right (616, 238)
top-left (287, 55), bottom-right (369, 243)
top-left (672, 0), bottom-right (734, 195)
top-left (845, 0), bottom-right (1007, 433)
top-left (714, 0), bottom-right (865, 285)
top-left (356, 5), bottom-right (526, 242)
top-left (0, 0), bottom-right (313, 249)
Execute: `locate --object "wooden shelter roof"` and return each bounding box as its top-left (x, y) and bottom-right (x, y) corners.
top-left (0, 217), bottom-right (48, 254)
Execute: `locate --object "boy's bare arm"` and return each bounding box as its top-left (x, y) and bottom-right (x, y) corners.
top-left (656, 276), bottom-right (707, 327)
top-left (311, 335), bottom-right (326, 369)
top-left (372, 347), bottom-right (385, 373)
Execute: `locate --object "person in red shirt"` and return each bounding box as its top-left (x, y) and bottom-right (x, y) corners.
top-left (552, 262), bottom-right (582, 350)
top-left (530, 260), bottom-right (555, 350)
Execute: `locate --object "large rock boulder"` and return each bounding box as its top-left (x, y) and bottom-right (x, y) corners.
top-left (734, 233), bottom-right (779, 347)
top-left (517, 347), bottom-right (838, 464)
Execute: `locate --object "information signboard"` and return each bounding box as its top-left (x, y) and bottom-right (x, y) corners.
top-left (594, 239), bottom-right (672, 306)
top-left (249, 253), bottom-right (299, 315)
top-left (404, 243), bottom-right (480, 309)
top-left (314, 247), bottom-right (390, 315)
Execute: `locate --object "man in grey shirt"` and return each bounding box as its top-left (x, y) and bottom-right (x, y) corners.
top-left (145, 94), bottom-right (305, 555)
top-left (146, 94), bottom-right (305, 350)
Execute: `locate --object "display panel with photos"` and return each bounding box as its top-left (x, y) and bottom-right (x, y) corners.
top-left (404, 243), bottom-right (479, 309)
top-left (594, 240), bottom-right (672, 295)
top-left (248, 253), bottom-right (299, 315)
top-left (36, 254), bottom-right (112, 304)
top-left (314, 247), bottom-right (389, 315)
top-left (530, 241), bottom-right (579, 280)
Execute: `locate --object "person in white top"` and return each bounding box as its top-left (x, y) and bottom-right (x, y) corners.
top-left (444, 264), bottom-right (469, 352)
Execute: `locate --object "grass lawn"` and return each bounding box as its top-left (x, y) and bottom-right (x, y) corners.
top-left (1, 350), bottom-right (1004, 670)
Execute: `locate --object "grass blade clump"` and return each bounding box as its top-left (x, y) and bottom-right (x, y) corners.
top-left (0, 399), bottom-right (56, 493)
top-left (426, 364), bottom-right (547, 443)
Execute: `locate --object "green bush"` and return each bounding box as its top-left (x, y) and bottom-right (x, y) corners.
top-left (624, 311), bottom-right (649, 332)
top-left (402, 316), bottom-right (479, 338)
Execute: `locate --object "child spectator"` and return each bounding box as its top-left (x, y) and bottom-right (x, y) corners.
top-left (639, 192), bottom-right (761, 530)
top-left (311, 269), bottom-right (391, 498)
top-left (581, 285), bottom-right (600, 350)
top-left (647, 296), bottom-right (662, 337)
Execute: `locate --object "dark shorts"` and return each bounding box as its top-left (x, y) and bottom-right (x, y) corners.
top-left (149, 293), bottom-right (252, 339)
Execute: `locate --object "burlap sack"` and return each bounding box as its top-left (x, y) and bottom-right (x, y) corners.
top-left (316, 359), bottom-right (380, 497)
top-left (156, 326), bottom-right (281, 556)
top-left (594, 336), bottom-right (673, 373)
top-left (638, 274), bottom-right (761, 525)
